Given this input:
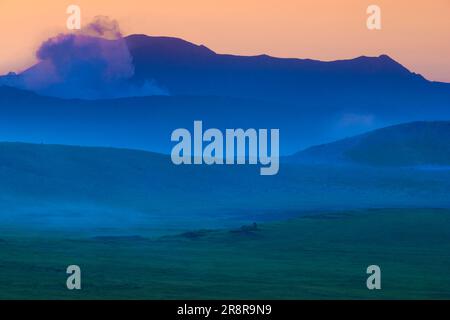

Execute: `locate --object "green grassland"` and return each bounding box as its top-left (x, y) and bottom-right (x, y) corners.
top-left (1, 208), bottom-right (450, 299)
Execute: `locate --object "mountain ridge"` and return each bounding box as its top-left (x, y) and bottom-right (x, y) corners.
top-left (124, 34), bottom-right (424, 80)
top-left (2, 33), bottom-right (445, 102)
top-left (125, 34), bottom-right (433, 102)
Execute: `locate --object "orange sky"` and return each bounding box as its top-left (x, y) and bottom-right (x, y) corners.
top-left (0, 0), bottom-right (449, 82)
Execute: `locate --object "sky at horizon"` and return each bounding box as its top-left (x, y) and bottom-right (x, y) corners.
top-left (0, 0), bottom-right (449, 82)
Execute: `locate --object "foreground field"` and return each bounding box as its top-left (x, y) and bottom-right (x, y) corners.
top-left (1, 208), bottom-right (450, 299)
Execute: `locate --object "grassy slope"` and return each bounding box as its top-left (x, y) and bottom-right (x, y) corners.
top-left (291, 121), bottom-right (450, 166)
top-left (1, 142), bottom-right (450, 237)
top-left (1, 208), bottom-right (450, 299)
top-left (1, 143), bottom-right (450, 299)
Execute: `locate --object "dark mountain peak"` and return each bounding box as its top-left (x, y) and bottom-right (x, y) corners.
top-left (333, 54), bottom-right (414, 77)
top-left (374, 54), bottom-right (411, 71)
top-left (351, 54), bottom-right (396, 63)
top-left (378, 54), bottom-right (395, 61)
top-left (125, 34), bottom-right (216, 57)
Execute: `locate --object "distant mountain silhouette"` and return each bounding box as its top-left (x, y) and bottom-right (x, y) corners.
top-left (1, 84), bottom-right (450, 154)
top-left (125, 34), bottom-right (449, 104)
top-left (0, 85), bottom-right (307, 153)
top-left (2, 33), bottom-right (450, 102)
top-left (289, 121), bottom-right (450, 167)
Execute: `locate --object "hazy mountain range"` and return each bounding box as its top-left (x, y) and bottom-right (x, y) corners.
top-left (1, 34), bottom-right (450, 152)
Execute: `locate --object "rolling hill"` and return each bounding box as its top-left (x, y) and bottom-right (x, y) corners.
top-left (289, 121), bottom-right (450, 166)
top-left (1, 139), bottom-right (450, 235)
